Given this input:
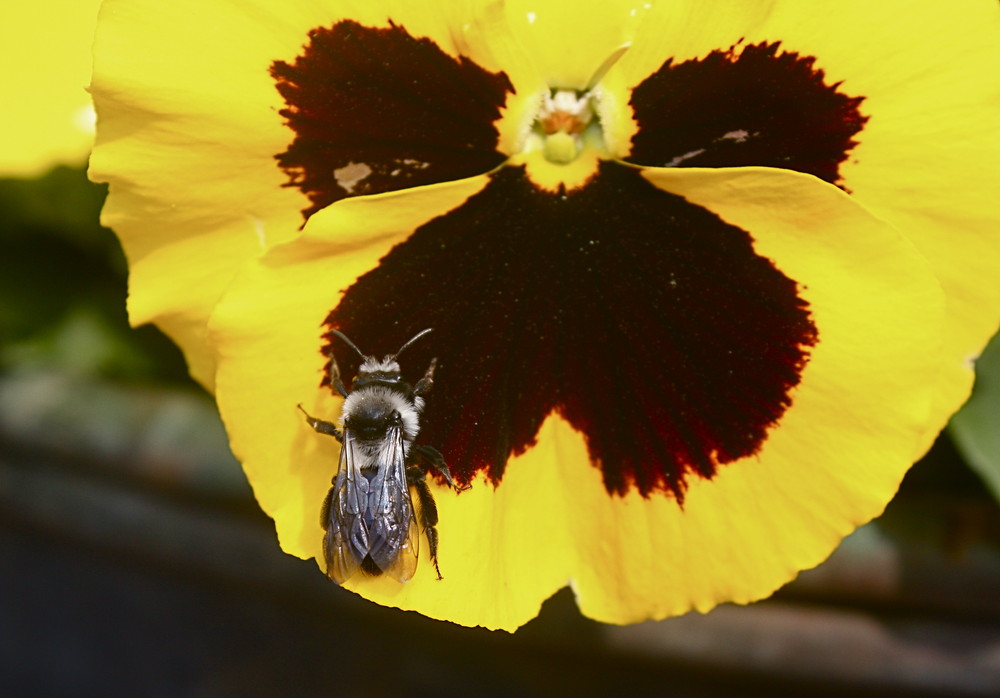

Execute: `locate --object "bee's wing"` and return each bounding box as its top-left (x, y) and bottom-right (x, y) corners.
top-left (366, 426), bottom-right (419, 582)
top-left (322, 429), bottom-right (368, 584)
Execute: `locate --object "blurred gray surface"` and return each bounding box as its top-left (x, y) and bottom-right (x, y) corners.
top-left (1, 371), bottom-right (998, 696)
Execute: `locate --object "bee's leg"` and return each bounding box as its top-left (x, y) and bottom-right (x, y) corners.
top-left (326, 352), bottom-right (349, 398)
top-left (413, 357), bottom-right (437, 397)
top-left (296, 404), bottom-right (343, 442)
top-left (408, 466), bottom-right (443, 580)
top-left (411, 444), bottom-right (471, 491)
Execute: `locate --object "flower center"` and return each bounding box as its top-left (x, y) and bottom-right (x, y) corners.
top-left (517, 86), bottom-right (609, 191)
top-left (526, 43), bottom-right (631, 169)
top-left (535, 89), bottom-right (598, 164)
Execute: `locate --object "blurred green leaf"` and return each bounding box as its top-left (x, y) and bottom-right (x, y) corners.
top-left (0, 166), bottom-right (109, 250)
top-left (0, 166), bottom-right (118, 344)
top-left (0, 166), bottom-right (193, 386)
top-left (2, 305), bottom-right (161, 380)
top-left (949, 330), bottom-right (1000, 503)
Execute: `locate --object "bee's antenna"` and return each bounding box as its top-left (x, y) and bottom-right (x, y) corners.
top-left (329, 329), bottom-right (367, 361)
top-left (395, 328), bottom-right (433, 357)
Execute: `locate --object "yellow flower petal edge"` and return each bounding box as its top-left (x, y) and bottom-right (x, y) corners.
top-left (209, 167), bottom-right (942, 630)
top-left (1, 0), bottom-right (101, 176)
top-left (782, 0), bottom-right (1000, 452)
top-left (89, 0), bottom-right (311, 386)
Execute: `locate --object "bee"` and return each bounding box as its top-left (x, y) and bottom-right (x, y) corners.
top-left (297, 328), bottom-right (468, 584)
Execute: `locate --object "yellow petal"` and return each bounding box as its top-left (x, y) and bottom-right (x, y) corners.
top-left (499, 0), bottom-right (650, 89)
top-left (577, 166), bottom-right (943, 623)
top-left (756, 0), bottom-right (1000, 450)
top-left (210, 165), bottom-right (941, 629)
top-left (0, 0), bottom-right (101, 176)
top-left (89, 0), bottom-right (314, 386)
top-left (90, 0), bottom-right (519, 387)
top-left (617, 0), bottom-right (1000, 452)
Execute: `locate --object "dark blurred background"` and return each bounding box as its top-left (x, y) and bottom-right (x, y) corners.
top-left (1, 167), bottom-right (999, 697)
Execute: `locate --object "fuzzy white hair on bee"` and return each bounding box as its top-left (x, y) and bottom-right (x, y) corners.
top-left (342, 386), bottom-right (422, 445)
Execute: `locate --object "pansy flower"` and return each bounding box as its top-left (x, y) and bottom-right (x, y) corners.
top-left (90, 0), bottom-right (1000, 630)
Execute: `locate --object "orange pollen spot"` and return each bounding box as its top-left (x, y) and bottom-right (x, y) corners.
top-left (541, 111), bottom-right (587, 135)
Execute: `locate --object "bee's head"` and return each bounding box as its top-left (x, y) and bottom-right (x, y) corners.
top-left (354, 356), bottom-right (403, 390)
top-left (330, 328), bottom-right (433, 391)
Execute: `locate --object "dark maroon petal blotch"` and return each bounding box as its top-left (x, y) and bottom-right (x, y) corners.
top-left (628, 41), bottom-right (868, 186)
top-left (271, 20), bottom-right (513, 220)
top-left (327, 163), bottom-right (817, 500)
top-left (270, 23), bottom-right (875, 499)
